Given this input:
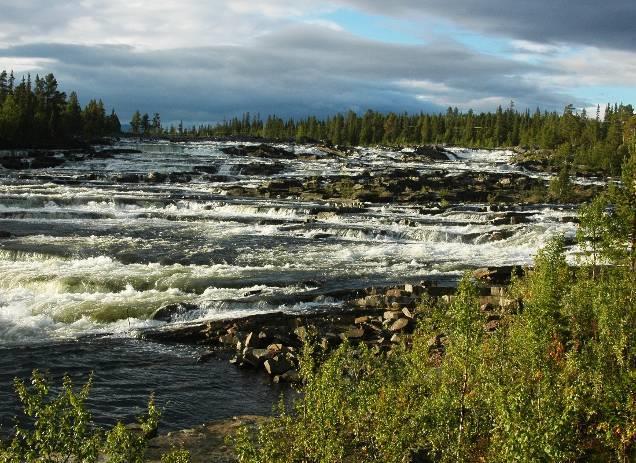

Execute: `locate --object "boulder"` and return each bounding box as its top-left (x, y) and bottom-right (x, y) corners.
top-left (146, 171), bottom-right (168, 183)
top-left (340, 327), bottom-right (365, 340)
top-left (384, 311), bottom-right (401, 321)
top-left (390, 318), bottom-right (410, 332)
top-left (150, 302), bottom-right (199, 322)
top-left (264, 355), bottom-right (294, 376)
top-left (242, 348), bottom-right (272, 368)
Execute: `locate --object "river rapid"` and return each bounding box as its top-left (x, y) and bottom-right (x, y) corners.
top-left (0, 141), bottom-right (578, 431)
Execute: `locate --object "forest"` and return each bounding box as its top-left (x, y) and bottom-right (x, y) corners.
top-left (0, 70), bottom-right (120, 148)
top-left (153, 104), bottom-right (636, 175)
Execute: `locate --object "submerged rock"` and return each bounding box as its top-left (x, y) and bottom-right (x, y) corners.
top-left (150, 302), bottom-right (199, 322)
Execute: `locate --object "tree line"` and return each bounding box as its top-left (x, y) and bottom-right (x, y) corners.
top-left (150, 103), bottom-right (636, 175)
top-left (0, 70), bottom-right (121, 148)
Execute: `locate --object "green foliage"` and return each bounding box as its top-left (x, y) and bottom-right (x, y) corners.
top-left (159, 103), bottom-right (635, 176)
top-left (0, 69), bottom-right (120, 148)
top-left (0, 371), bottom-right (101, 463)
top-left (0, 372), bottom-right (175, 463)
top-left (549, 162), bottom-right (573, 202)
top-left (160, 448), bottom-right (192, 463)
top-left (232, 204), bottom-right (636, 462)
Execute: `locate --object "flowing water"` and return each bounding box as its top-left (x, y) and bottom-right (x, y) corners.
top-left (0, 141), bottom-right (578, 431)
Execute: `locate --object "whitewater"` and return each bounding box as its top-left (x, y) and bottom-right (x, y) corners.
top-left (0, 141), bottom-right (579, 430)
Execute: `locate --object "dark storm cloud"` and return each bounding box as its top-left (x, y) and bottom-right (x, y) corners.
top-left (340, 0), bottom-right (636, 50)
top-left (0, 25), bottom-right (571, 123)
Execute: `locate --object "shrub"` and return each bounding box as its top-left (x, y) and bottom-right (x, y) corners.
top-left (0, 372), bottom-right (190, 463)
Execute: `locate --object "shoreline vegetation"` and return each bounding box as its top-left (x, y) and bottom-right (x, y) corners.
top-left (1, 70), bottom-right (635, 462)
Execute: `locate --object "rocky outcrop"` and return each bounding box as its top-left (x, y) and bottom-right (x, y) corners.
top-left (150, 302), bottom-right (200, 322)
top-left (220, 144), bottom-right (296, 159)
top-left (143, 272), bottom-right (520, 382)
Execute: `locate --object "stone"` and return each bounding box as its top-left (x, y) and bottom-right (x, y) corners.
top-left (340, 327), bottom-right (365, 340)
top-left (219, 334), bottom-right (237, 346)
top-left (267, 343), bottom-right (284, 354)
top-left (385, 288), bottom-right (407, 298)
top-left (390, 318), bottom-right (410, 332)
top-left (264, 356), bottom-right (294, 376)
top-left (196, 351), bottom-right (216, 364)
top-left (484, 319), bottom-right (500, 332)
top-left (354, 315), bottom-right (370, 325)
top-left (384, 311), bottom-right (400, 321)
top-left (402, 307), bottom-right (414, 319)
top-left (146, 171), bottom-right (167, 183)
top-left (149, 302), bottom-right (199, 322)
top-left (242, 348), bottom-right (271, 367)
top-left (274, 369), bottom-right (301, 384)
top-left (480, 303), bottom-right (494, 313)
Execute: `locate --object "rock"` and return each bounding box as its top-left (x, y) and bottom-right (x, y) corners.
top-left (413, 145), bottom-right (452, 161)
top-left (484, 319), bottom-right (500, 332)
top-left (480, 303), bottom-right (494, 313)
top-left (384, 311), bottom-right (401, 321)
top-left (146, 171), bottom-right (168, 183)
top-left (390, 318), bottom-right (410, 332)
top-left (0, 157), bottom-right (29, 169)
top-left (242, 348), bottom-right (272, 368)
top-left (114, 173), bottom-right (141, 183)
top-left (221, 144), bottom-right (296, 160)
top-left (402, 307), bottom-right (414, 319)
top-left (264, 355), bottom-right (294, 376)
top-left (150, 302), bottom-right (199, 322)
top-left (30, 156), bottom-right (66, 169)
top-left (390, 334), bottom-right (401, 343)
top-left (267, 343), bottom-right (284, 354)
top-left (340, 327), bottom-right (365, 340)
top-left (219, 334), bottom-right (237, 346)
top-left (239, 162), bottom-right (286, 176)
top-left (385, 288), bottom-right (407, 298)
top-left (354, 315), bottom-right (370, 325)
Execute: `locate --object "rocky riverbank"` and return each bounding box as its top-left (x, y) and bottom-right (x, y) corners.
top-left (142, 266), bottom-right (522, 384)
top-left (138, 266), bottom-right (523, 462)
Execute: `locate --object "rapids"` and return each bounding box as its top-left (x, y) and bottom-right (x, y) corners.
top-left (0, 140), bottom-right (580, 430)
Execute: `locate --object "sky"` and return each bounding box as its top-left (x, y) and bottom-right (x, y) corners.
top-left (0, 0), bottom-right (634, 125)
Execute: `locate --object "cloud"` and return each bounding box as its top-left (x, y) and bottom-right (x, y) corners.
top-left (0, 0), bottom-right (632, 124)
top-left (337, 0), bottom-right (636, 51)
top-left (0, 24), bottom-right (572, 123)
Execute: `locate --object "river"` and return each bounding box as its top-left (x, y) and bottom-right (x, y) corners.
top-left (0, 141), bottom-right (578, 431)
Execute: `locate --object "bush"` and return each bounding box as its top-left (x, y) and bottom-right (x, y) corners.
top-left (232, 237), bottom-right (636, 462)
top-left (0, 372), bottom-right (190, 463)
